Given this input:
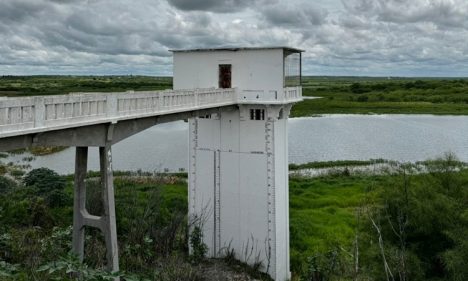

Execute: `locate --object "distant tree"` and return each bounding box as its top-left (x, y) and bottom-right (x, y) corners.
top-left (350, 83), bottom-right (370, 94)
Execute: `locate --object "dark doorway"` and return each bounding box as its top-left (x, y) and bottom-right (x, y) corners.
top-left (218, 64), bottom-right (231, 88)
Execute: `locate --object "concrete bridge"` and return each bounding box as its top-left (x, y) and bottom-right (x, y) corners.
top-left (0, 87), bottom-right (300, 148)
top-left (0, 47), bottom-right (303, 281)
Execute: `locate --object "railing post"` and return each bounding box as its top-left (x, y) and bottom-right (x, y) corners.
top-left (194, 89), bottom-right (199, 106)
top-left (34, 96), bottom-right (45, 128)
top-left (234, 88), bottom-right (239, 103)
top-left (106, 94), bottom-right (118, 118)
top-left (157, 93), bottom-right (161, 112)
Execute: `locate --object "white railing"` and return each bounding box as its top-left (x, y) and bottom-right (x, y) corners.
top-left (283, 86), bottom-right (302, 100)
top-left (0, 87), bottom-right (301, 137)
top-left (238, 87), bottom-right (302, 103)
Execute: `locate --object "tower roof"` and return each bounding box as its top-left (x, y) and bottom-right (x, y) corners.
top-left (169, 46), bottom-right (304, 53)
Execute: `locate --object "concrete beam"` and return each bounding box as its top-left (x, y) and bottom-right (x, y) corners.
top-left (99, 144), bottom-right (119, 273)
top-left (0, 105), bottom-right (237, 151)
top-left (0, 135), bottom-right (33, 151)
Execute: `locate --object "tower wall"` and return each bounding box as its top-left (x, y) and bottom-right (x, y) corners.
top-left (188, 105), bottom-right (291, 280)
top-left (173, 49), bottom-right (284, 91)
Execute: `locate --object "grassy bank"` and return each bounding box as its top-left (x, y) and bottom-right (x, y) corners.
top-left (7, 146), bottom-right (68, 156)
top-left (288, 174), bottom-right (376, 275)
top-left (291, 77), bottom-right (468, 116)
top-left (289, 157), bottom-right (468, 280)
top-left (289, 159), bottom-right (387, 170)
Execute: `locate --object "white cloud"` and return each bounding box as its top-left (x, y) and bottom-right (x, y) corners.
top-left (0, 0), bottom-right (467, 76)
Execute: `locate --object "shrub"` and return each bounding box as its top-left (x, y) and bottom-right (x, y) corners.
top-left (45, 189), bottom-right (71, 208)
top-left (23, 168), bottom-right (65, 195)
top-left (350, 83), bottom-right (370, 94)
top-left (0, 176), bottom-right (16, 193)
top-left (189, 226), bottom-right (207, 263)
top-left (357, 95), bottom-right (369, 102)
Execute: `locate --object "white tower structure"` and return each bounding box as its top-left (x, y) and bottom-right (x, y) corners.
top-left (172, 47), bottom-right (303, 281)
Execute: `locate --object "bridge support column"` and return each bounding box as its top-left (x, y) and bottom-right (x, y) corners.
top-left (99, 144), bottom-right (119, 273)
top-left (72, 146), bottom-right (88, 260)
top-left (72, 145), bottom-right (119, 277)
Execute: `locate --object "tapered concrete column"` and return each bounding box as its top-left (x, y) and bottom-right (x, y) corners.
top-left (99, 145), bottom-right (119, 273)
top-left (72, 145), bottom-right (119, 277)
top-left (72, 146), bottom-right (88, 260)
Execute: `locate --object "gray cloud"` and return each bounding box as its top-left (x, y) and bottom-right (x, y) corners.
top-left (262, 4), bottom-right (328, 27)
top-left (0, 0), bottom-right (467, 76)
top-left (167, 0), bottom-right (265, 13)
top-left (343, 0), bottom-right (468, 29)
top-left (0, 0), bottom-right (50, 23)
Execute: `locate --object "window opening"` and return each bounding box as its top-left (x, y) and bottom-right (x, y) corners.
top-left (284, 51), bottom-right (301, 87)
top-left (250, 109), bottom-right (265, 120)
top-left (219, 64), bottom-right (232, 88)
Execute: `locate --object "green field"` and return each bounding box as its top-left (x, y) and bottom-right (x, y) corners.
top-left (291, 76), bottom-right (468, 116)
top-left (1, 75), bottom-right (468, 116)
top-left (0, 75), bottom-right (171, 96)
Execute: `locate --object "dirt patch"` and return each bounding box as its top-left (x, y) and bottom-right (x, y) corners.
top-left (201, 259), bottom-right (265, 281)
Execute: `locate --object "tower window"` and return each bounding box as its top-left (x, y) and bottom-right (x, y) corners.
top-left (219, 64), bottom-right (232, 88)
top-left (250, 109), bottom-right (265, 120)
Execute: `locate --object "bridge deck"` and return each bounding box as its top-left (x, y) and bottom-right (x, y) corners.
top-left (0, 87), bottom-right (301, 138)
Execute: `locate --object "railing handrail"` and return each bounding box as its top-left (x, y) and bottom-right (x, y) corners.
top-left (0, 87), bottom-right (302, 137)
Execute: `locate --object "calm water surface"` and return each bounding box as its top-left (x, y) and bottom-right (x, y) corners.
top-left (7, 115), bottom-right (468, 174)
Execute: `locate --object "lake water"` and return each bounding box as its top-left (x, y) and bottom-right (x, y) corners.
top-left (6, 115), bottom-right (468, 174)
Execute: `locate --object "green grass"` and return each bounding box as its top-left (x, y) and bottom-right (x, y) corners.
top-left (2, 157), bottom-right (467, 280)
top-left (292, 77), bottom-right (468, 116)
top-left (289, 159), bottom-right (387, 170)
top-left (288, 175), bottom-right (380, 275)
top-left (0, 75), bottom-right (172, 97)
top-left (292, 99), bottom-right (468, 116)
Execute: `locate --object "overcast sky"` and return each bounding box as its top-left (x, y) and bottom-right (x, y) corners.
top-left (1, 0), bottom-right (467, 77)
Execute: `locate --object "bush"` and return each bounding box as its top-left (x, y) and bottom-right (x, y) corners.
top-left (350, 83), bottom-right (370, 94)
top-left (23, 168), bottom-right (65, 195)
top-left (0, 176), bottom-right (16, 193)
top-left (357, 95), bottom-right (369, 102)
top-left (362, 155), bottom-right (468, 280)
top-left (189, 226), bottom-right (207, 263)
top-left (45, 189), bottom-right (71, 208)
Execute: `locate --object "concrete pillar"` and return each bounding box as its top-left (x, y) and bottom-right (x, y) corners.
top-left (72, 145), bottom-right (119, 276)
top-left (99, 145), bottom-right (119, 273)
top-left (72, 146), bottom-right (88, 260)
